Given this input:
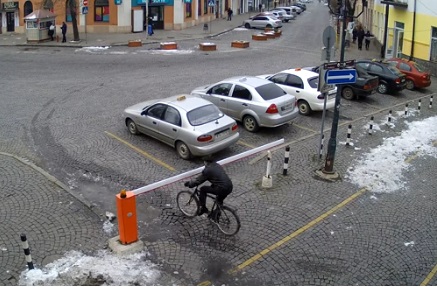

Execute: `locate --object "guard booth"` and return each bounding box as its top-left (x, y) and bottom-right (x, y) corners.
top-left (24, 10), bottom-right (56, 42)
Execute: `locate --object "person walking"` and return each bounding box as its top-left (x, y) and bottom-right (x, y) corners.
top-left (259, 3), bottom-right (262, 12)
top-left (227, 7), bottom-right (233, 21)
top-left (352, 26), bottom-right (358, 44)
top-left (364, 30), bottom-right (374, 50)
top-left (48, 22), bottom-right (55, 41)
top-left (61, 22), bottom-right (67, 43)
top-left (356, 26), bottom-right (365, 50)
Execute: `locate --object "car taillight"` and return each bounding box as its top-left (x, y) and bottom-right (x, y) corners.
top-left (395, 78), bottom-right (401, 84)
top-left (422, 74), bottom-right (428, 79)
top-left (197, 135), bottom-right (213, 142)
top-left (363, 84), bottom-right (369, 90)
top-left (266, 104), bottom-right (279, 114)
top-left (231, 123), bottom-right (238, 131)
top-left (317, 94), bottom-right (324, 99)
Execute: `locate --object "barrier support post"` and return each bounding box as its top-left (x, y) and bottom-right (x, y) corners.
top-left (116, 190), bottom-right (138, 244)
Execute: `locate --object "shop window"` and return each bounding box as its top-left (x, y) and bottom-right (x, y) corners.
top-left (24, 1), bottom-right (33, 17)
top-left (431, 27), bottom-right (437, 62)
top-left (185, 2), bottom-right (192, 18)
top-left (95, 0), bottom-right (109, 22)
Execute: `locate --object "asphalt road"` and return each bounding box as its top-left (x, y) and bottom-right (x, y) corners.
top-left (1, 2), bottom-right (437, 285)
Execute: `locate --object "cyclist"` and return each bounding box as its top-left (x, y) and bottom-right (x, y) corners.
top-left (184, 156), bottom-right (233, 216)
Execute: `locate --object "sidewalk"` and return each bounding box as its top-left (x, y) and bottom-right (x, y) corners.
top-left (0, 13), bottom-right (249, 48)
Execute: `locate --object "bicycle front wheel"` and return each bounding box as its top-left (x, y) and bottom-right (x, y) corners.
top-left (214, 206), bottom-right (241, 236)
top-left (176, 190), bottom-right (199, 218)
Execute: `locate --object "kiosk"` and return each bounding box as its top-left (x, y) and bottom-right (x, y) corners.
top-left (24, 10), bottom-right (57, 42)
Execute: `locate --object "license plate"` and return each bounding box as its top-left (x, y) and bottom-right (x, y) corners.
top-left (281, 103), bottom-right (293, 111)
top-left (215, 130), bottom-right (229, 139)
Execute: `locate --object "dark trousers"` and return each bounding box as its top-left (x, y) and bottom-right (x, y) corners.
top-left (62, 33), bottom-right (66, 42)
top-left (199, 185), bottom-right (231, 207)
top-left (365, 39), bottom-right (370, 50)
top-left (358, 39), bottom-right (363, 50)
top-left (48, 31), bottom-right (54, 41)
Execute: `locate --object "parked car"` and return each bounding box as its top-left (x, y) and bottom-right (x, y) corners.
top-left (243, 15), bottom-right (283, 29)
top-left (385, 58), bottom-right (431, 90)
top-left (257, 11), bottom-right (284, 22)
top-left (355, 60), bottom-right (406, 94)
top-left (190, 76), bottom-right (299, 132)
top-left (295, 3), bottom-right (306, 11)
top-left (269, 9), bottom-right (295, 21)
top-left (258, 68), bottom-right (336, 115)
top-left (290, 5), bottom-right (303, 14)
top-left (303, 65), bottom-right (379, 100)
top-left (274, 6), bottom-right (297, 17)
top-left (124, 95), bottom-right (240, 160)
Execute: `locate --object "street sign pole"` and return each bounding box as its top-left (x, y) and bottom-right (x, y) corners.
top-left (322, 0), bottom-right (348, 175)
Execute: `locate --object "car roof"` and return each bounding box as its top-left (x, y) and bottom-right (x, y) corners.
top-left (221, 76), bottom-right (273, 88)
top-left (160, 94), bottom-right (211, 111)
top-left (281, 68), bottom-right (319, 79)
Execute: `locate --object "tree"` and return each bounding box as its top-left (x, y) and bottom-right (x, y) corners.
top-left (66, 0), bottom-right (80, 41)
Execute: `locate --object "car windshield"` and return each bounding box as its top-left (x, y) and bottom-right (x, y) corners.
top-left (255, 83), bottom-right (287, 100)
top-left (387, 66), bottom-right (404, 76)
top-left (307, 77), bottom-right (319, 89)
top-left (413, 62), bottom-right (426, 72)
top-left (187, 104), bottom-right (223, 126)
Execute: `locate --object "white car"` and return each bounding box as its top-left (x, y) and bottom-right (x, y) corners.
top-left (258, 68), bottom-right (336, 115)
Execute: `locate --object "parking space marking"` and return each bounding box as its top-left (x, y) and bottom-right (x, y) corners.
top-left (421, 263), bottom-right (437, 286)
top-left (405, 140), bottom-right (437, 163)
top-left (104, 131), bottom-right (176, 172)
top-left (228, 187), bottom-right (368, 274)
top-left (197, 280), bottom-right (212, 286)
top-left (291, 123), bottom-right (318, 133)
top-left (237, 140), bottom-right (255, 149)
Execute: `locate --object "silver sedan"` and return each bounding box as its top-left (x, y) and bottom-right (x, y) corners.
top-left (190, 76), bottom-right (299, 132)
top-left (124, 95), bottom-right (240, 160)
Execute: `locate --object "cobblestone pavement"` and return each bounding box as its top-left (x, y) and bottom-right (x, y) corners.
top-left (1, 2), bottom-right (437, 285)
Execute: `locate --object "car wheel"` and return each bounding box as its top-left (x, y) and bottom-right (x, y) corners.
top-left (405, 79), bottom-right (415, 90)
top-left (127, 119), bottom-right (139, 135)
top-left (342, 87), bottom-right (355, 100)
top-left (298, 100), bottom-right (312, 116)
top-left (244, 23), bottom-right (251, 29)
top-left (243, 115), bottom-right (260, 132)
top-left (176, 141), bottom-right (192, 160)
top-left (377, 82), bottom-right (388, 94)
top-left (266, 24), bottom-right (273, 28)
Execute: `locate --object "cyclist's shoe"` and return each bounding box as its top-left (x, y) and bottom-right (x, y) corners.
top-left (198, 206), bottom-right (209, 216)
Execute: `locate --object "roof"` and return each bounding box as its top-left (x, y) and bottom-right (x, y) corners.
top-left (282, 68), bottom-right (319, 79)
top-left (24, 9), bottom-right (56, 20)
top-left (222, 76), bottom-right (272, 88)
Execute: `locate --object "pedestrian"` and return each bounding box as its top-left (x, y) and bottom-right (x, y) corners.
top-left (364, 30), bottom-right (374, 50)
top-left (61, 22), bottom-right (67, 43)
top-left (356, 26), bottom-right (365, 50)
top-left (147, 16), bottom-right (154, 36)
top-left (227, 7), bottom-right (233, 21)
top-left (259, 3), bottom-right (262, 12)
top-left (48, 22), bottom-right (55, 41)
top-left (352, 26), bottom-right (358, 44)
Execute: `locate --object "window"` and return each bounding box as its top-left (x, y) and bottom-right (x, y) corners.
top-left (209, 83), bottom-right (232, 96)
top-left (256, 83), bottom-right (287, 100)
top-left (369, 64), bottom-right (383, 73)
top-left (187, 104), bottom-right (222, 126)
top-left (24, 1), bottom-right (33, 17)
top-left (286, 75), bottom-right (304, 88)
top-left (232, 85), bottom-right (252, 100)
top-left (431, 27), bottom-right (437, 62)
top-left (95, 0), bottom-right (109, 22)
top-left (147, 104), bottom-right (166, 119)
top-left (204, 0), bottom-right (208, 14)
top-left (269, 73), bottom-right (288, 85)
top-left (399, 62), bottom-right (411, 71)
top-left (185, 2), bottom-right (192, 18)
top-left (163, 107), bottom-right (181, 126)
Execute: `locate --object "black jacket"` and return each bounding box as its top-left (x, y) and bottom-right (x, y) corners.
top-left (191, 162), bottom-right (233, 190)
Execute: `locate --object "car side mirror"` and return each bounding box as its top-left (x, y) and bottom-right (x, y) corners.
top-left (140, 110), bottom-right (147, 116)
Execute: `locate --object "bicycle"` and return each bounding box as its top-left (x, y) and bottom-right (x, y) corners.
top-left (176, 185), bottom-right (241, 236)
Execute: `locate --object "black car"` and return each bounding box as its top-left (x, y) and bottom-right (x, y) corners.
top-left (302, 65), bottom-right (379, 100)
top-left (355, 60), bottom-right (406, 94)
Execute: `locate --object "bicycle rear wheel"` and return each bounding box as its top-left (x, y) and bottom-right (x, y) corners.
top-left (214, 206), bottom-right (241, 236)
top-left (176, 190), bottom-right (199, 218)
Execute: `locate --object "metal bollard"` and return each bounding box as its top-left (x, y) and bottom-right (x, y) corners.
top-left (262, 151), bottom-right (273, 188)
top-left (430, 95), bottom-right (433, 109)
top-left (283, 146), bottom-right (290, 176)
top-left (319, 134), bottom-right (325, 160)
top-left (418, 99), bottom-right (421, 111)
top-left (265, 150), bottom-right (271, 178)
top-left (369, 116), bottom-right (374, 135)
top-left (346, 124), bottom-right (352, 146)
top-left (404, 103), bottom-right (409, 116)
top-left (388, 110), bottom-right (392, 123)
top-left (20, 234), bottom-right (34, 270)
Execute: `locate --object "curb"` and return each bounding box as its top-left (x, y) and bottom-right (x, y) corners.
top-left (0, 152), bottom-right (106, 221)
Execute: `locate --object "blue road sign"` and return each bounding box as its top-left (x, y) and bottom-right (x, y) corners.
top-left (82, 6), bottom-right (88, 14)
top-left (325, 69), bottom-right (357, 85)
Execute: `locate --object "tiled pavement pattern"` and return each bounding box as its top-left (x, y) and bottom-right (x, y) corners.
top-left (1, 4), bottom-right (437, 286)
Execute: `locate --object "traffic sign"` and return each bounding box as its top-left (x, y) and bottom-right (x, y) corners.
top-left (83, 0), bottom-right (88, 5)
top-left (323, 59), bottom-right (355, 70)
top-left (325, 69), bottom-right (357, 85)
top-left (322, 26), bottom-right (336, 49)
top-left (82, 6), bottom-right (88, 14)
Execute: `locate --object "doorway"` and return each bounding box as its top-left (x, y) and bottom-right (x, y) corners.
top-left (393, 22), bottom-right (404, 58)
top-left (148, 5), bottom-right (164, 29)
top-left (6, 12), bottom-right (15, 32)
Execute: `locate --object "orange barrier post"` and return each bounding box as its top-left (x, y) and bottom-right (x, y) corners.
top-left (116, 190), bottom-right (138, 244)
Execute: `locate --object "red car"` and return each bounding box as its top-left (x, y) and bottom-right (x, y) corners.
top-left (386, 58), bottom-right (431, 90)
